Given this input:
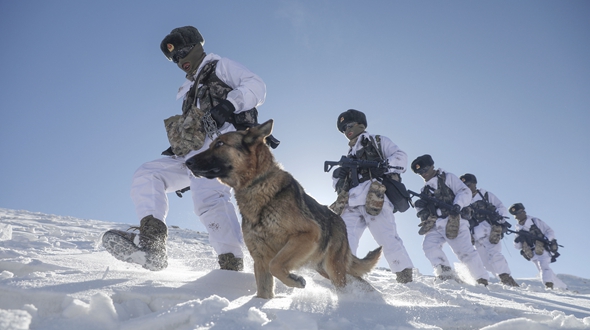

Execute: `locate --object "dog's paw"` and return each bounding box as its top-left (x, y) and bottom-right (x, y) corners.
top-left (288, 274), bottom-right (306, 288)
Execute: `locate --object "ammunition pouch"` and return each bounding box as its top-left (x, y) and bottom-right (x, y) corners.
top-left (365, 181), bottom-right (386, 216)
top-left (164, 106), bottom-right (207, 157)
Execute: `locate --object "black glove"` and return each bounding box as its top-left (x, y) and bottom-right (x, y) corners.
top-left (414, 199), bottom-right (428, 209)
top-left (549, 239), bottom-right (559, 253)
top-left (514, 234), bottom-right (525, 244)
top-left (449, 204), bottom-right (461, 217)
top-left (416, 208), bottom-right (431, 221)
top-left (209, 99), bottom-right (235, 127)
top-left (370, 166), bottom-right (387, 178)
top-left (461, 206), bottom-right (473, 220)
top-left (333, 167), bottom-right (349, 179)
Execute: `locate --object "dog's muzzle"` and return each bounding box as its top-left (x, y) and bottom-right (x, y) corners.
top-left (185, 156), bottom-right (222, 178)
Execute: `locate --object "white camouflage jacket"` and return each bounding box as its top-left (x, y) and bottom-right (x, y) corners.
top-left (176, 53), bottom-right (266, 134)
top-left (417, 169), bottom-right (472, 219)
top-left (470, 188), bottom-right (509, 239)
top-left (333, 132), bottom-right (407, 207)
top-left (513, 216), bottom-right (556, 250)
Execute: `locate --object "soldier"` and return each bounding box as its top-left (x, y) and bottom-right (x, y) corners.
top-left (102, 26), bottom-right (268, 271)
top-left (411, 155), bottom-right (489, 286)
top-left (330, 109), bottom-right (415, 283)
top-left (460, 174), bottom-right (518, 287)
top-left (510, 203), bottom-right (566, 289)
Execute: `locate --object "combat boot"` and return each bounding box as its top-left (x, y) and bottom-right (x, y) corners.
top-left (445, 215), bottom-right (460, 239)
top-left (437, 265), bottom-right (454, 281)
top-left (476, 278), bottom-right (489, 286)
top-left (498, 273), bottom-right (519, 287)
top-left (102, 215), bottom-right (168, 271)
top-left (218, 253), bottom-right (243, 271)
top-left (395, 268), bottom-right (413, 284)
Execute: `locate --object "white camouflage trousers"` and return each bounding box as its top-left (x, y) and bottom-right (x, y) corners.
top-left (341, 201), bottom-right (414, 273)
top-left (473, 222), bottom-right (511, 276)
top-left (530, 252), bottom-right (567, 288)
top-left (423, 217), bottom-right (488, 280)
top-left (131, 153), bottom-right (244, 258)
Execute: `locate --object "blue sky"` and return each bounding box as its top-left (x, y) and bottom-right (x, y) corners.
top-left (1, 1), bottom-right (589, 279)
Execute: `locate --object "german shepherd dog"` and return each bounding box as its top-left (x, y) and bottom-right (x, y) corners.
top-left (185, 120), bottom-right (382, 299)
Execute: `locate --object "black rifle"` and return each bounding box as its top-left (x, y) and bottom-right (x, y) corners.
top-left (470, 207), bottom-right (512, 229)
top-left (324, 156), bottom-right (391, 188)
top-left (505, 228), bottom-right (563, 262)
top-left (407, 189), bottom-right (455, 211)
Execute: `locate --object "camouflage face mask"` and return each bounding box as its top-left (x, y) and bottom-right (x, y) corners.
top-left (344, 123), bottom-right (366, 141)
top-left (175, 43), bottom-right (206, 77)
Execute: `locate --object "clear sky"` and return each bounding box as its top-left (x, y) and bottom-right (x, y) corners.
top-left (1, 1), bottom-right (589, 279)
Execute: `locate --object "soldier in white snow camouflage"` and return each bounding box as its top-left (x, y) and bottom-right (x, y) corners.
top-left (102, 26), bottom-right (267, 272)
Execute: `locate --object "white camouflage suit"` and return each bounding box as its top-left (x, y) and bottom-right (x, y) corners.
top-left (131, 53), bottom-right (266, 259)
top-left (418, 170), bottom-right (488, 281)
top-left (514, 216), bottom-right (567, 288)
top-left (470, 189), bottom-right (513, 277)
top-left (334, 132), bottom-right (414, 273)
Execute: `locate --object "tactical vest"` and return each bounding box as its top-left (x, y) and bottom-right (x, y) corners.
top-left (354, 135), bottom-right (383, 183)
top-left (163, 60), bottom-right (259, 156)
top-left (187, 60), bottom-right (259, 130)
top-left (424, 172), bottom-right (455, 218)
top-left (471, 191), bottom-right (497, 223)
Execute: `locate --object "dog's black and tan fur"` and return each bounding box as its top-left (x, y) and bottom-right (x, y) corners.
top-left (185, 120), bottom-right (382, 299)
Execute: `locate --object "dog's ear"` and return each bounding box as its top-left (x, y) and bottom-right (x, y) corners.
top-left (258, 119), bottom-right (274, 137)
top-left (244, 119), bottom-right (274, 145)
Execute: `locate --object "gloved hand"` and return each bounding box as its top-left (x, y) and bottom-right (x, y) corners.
top-left (514, 234), bottom-right (525, 244)
top-left (370, 166), bottom-right (387, 178)
top-left (209, 99), bottom-right (235, 127)
top-left (449, 204), bottom-right (461, 217)
top-left (333, 167), bottom-right (350, 179)
top-left (414, 199), bottom-right (428, 209)
top-left (461, 206), bottom-right (473, 220)
top-left (549, 239), bottom-right (559, 253)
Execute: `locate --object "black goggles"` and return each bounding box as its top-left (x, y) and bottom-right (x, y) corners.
top-left (414, 165), bottom-right (431, 175)
top-left (339, 122), bottom-right (357, 132)
top-left (170, 46), bottom-right (194, 63)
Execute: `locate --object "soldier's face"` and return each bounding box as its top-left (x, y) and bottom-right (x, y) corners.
top-left (465, 182), bottom-right (477, 193)
top-left (419, 166), bottom-right (436, 181)
top-left (343, 122), bottom-right (364, 140)
top-left (514, 210), bottom-right (527, 222)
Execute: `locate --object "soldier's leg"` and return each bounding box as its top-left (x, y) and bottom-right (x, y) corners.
top-left (366, 202), bottom-right (413, 273)
top-left (446, 219), bottom-right (489, 281)
top-left (340, 206), bottom-right (367, 256)
top-left (190, 176), bottom-right (244, 258)
top-left (422, 222), bottom-right (450, 269)
top-left (131, 156), bottom-right (191, 222)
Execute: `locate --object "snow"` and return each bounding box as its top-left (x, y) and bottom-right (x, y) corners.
top-left (0, 208), bottom-right (589, 330)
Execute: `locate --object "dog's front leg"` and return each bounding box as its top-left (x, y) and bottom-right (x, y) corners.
top-left (269, 232), bottom-right (316, 289)
top-left (253, 260), bottom-right (275, 299)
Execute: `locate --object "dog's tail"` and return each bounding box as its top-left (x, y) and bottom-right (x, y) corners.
top-left (348, 246), bottom-right (382, 277)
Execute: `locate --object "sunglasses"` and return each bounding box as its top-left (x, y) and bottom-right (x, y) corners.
top-left (170, 46), bottom-right (194, 63)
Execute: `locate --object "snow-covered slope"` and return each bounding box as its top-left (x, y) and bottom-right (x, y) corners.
top-left (0, 208), bottom-right (589, 330)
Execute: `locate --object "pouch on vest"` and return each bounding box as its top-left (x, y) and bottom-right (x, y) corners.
top-left (164, 106), bottom-right (207, 157)
top-left (365, 181), bottom-right (386, 216)
top-left (382, 174), bottom-right (411, 213)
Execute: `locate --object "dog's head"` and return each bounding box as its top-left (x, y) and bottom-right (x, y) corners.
top-left (185, 119), bottom-right (275, 188)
